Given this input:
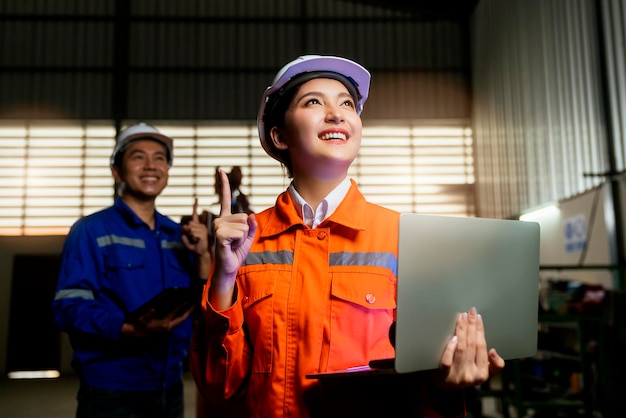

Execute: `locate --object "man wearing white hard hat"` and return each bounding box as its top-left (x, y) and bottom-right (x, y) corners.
top-left (191, 55), bottom-right (505, 417)
top-left (52, 122), bottom-right (212, 418)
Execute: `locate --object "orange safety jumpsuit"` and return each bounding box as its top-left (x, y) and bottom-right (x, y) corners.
top-left (191, 180), bottom-right (465, 418)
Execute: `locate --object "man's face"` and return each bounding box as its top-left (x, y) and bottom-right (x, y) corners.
top-left (112, 139), bottom-right (169, 200)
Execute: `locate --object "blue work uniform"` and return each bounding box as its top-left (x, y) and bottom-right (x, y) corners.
top-left (52, 198), bottom-right (200, 391)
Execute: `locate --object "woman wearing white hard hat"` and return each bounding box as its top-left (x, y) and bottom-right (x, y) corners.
top-left (191, 55), bottom-right (504, 418)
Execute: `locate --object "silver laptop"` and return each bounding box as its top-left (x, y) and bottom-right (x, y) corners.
top-left (307, 213), bottom-right (540, 379)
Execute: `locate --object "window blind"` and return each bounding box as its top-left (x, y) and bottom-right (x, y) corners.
top-left (0, 120), bottom-right (474, 236)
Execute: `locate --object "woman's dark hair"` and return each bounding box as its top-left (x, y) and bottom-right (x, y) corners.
top-left (263, 87), bottom-right (299, 177)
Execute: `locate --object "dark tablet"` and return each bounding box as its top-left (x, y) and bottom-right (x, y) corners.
top-left (127, 287), bottom-right (194, 321)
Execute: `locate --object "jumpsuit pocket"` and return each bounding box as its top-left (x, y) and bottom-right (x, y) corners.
top-left (103, 249), bottom-right (148, 312)
top-left (164, 251), bottom-right (194, 288)
top-left (104, 249), bottom-right (146, 272)
top-left (331, 271), bottom-right (396, 310)
top-left (103, 249), bottom-right (147, 286)
top-left (238, 267), bottom-right (279, 373)
top-left (327, 271), bottom-right (396, 366)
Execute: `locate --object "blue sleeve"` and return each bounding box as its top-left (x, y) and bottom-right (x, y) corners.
top-left (51, 219), bottom-right (125, 340)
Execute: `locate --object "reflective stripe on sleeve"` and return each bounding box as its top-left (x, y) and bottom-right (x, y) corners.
top-left (54, 288), bottom-right (95, 301)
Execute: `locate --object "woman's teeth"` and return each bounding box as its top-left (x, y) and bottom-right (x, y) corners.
top-left (320, 132), bottom-right (347, 141)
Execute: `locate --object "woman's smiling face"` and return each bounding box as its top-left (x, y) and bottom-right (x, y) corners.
top-left (271, 77), bottom-right (362, 178)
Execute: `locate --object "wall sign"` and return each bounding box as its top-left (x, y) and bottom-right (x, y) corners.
top-left (564, 214), bottom-right (587, 253)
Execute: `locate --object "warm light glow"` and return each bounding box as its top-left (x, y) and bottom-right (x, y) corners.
top-left (519, 203), bottom-right (560, 221)
top-left (411, 127), bottom-right (467, 136)
top-left (29, 126), bottom-right (85, 137)
top-left (8, 370), bottom-right (61, 379)
top-left (362, 126), bottom-right (411, 136)
top-left (0, 127), bottom-right (27, 136)
top-left (196, 125), bottom-right (253, 136)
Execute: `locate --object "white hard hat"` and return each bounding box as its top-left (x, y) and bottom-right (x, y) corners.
top-left (257, 55), bottom-right (371, 163)
top-left (110, 122), bottom-right (174, 168)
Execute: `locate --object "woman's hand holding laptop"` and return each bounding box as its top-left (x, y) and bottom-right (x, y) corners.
top-left (432, 306), bottom-right (505, 390)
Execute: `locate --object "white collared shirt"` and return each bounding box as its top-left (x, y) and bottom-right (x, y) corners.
top-left (288, 177), bottom-right (351, 228)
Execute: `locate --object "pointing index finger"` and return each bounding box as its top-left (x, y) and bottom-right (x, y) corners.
top-left (218, 169), bottom-right (232, 217)
top-left (192, 198), bottom-right (199, 222)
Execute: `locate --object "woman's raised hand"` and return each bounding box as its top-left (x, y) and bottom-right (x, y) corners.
top-left (209, 169), bottom-right (257, 310)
